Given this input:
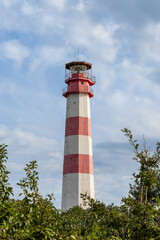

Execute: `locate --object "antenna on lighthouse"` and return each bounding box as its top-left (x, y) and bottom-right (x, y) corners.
top-left (77, 47), bottom-right (80, 61)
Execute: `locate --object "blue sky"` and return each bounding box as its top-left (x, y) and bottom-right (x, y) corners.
top-left (0, 0), bottom-right (160, 208)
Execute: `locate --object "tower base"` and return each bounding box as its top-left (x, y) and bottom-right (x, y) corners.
top-left (62, 173), bottom-right (94, 211)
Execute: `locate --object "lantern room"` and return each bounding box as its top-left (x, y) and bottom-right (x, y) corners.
top-left (63, 61), bottom-right (96, 98)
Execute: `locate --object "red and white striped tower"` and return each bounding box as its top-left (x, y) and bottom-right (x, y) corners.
top-left (62, 61), bottom-right (96, 211)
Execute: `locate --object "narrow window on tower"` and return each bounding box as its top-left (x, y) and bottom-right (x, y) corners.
top-left (81, 82), bottom-right (84, 85)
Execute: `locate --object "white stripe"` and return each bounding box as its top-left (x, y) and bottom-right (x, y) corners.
top-left (62, 173), bottom-right (95, 211)
top-left (64, 135), bottom-right (92, 156)
top-left (78, 173), bottom-right (95, 208)
top-left (66, 93), bottom-right (91, 119)
top-left (62, 173), bottom-right (78, 211)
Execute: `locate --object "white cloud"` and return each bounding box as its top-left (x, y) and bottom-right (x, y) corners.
top-left (0, 0), bottom-right (118, 65)
top-left (44, 0), bottom-right (67, 10)
top-left (21, 1), bottom-right (35, 15)
top-left (0, 125), bottom-right (59, 156)
top-left (0, 0), bottom-right (18, 8)
top-left (92, 58), bottom-right (160, 145)
top-left (0, 79), bottom-right (17, 96)
top-left (105, 93), bottom-right (160, 139)
top-left (0, 40), bottom-right (30, 64)
top-left (137, 22), bottom-right (160, 63)
top-left (117, 59), bottom-right (160, 97)
top-left (89, 0), bottom-right (160, 27)
top-left (0, 0), bottom-right (64, 34)
top-left (0, 0), bottom-right (160, 208)
top-left (66, 19), bottom-right (119, 62)
top-left (95, 173), bottom-right (132, 205)
top-left (74, 0), bottom-right (85, 12)
top-left (0, 125), bottom-right (63, 207)
top-left (30, 46), bottom-right (68, 71)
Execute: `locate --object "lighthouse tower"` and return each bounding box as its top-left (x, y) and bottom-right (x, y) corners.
top-left (62, 61), bottom-right (96, 211)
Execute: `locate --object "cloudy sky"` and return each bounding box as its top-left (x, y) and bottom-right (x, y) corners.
top-left (0, 0), bottom-right (160, 208)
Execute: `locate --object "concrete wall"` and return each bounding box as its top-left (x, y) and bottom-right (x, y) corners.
top-left (62, 92), bottom-right (94, 211)
top-left (62, 173), bottom-right (95, 211)
top-left (62, 173), bottom-right (78, 211)
top-left (64, 135), bottom-right (92, 156)
top-left (66, 93), bottom-right (91, 119)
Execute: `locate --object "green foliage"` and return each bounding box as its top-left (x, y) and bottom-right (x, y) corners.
top-left (0, 144), bottom-right (13, 204)
top-left (0, 143), bottom-right (13, 238)
top-left (0, 130), bottom-right (160, 239)
top-left (121, 128), bottom-right (160, 239)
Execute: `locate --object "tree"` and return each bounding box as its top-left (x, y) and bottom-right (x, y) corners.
top-left (1, 132), bottom-right (160, 240)
top-left (0, 144), bottom-right (13, 204)
top-left (121, 128), bottom-right (160, 204)
top-left (121, 128), bottom-right (160, 239)
top-left (0, 144), bottom-right (13, 239)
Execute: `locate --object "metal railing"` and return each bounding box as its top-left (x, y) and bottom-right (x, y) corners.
top-left (65, 71), bottom-right (96, 83)
top-left (62, 87), bottom-right (67, 95)
top-left (89, 87), bottom-right (94, 95)
top-left (62, 86), bottom-right (94, 95)
top-left (65, 72), bottom-right (71, 80)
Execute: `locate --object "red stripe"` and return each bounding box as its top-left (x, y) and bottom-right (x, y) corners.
top-left (63, 154), bottom-right (93, 175)
top-left (65, 117), bottom-right (91, 137)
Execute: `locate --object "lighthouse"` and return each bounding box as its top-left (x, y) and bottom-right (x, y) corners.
top-left (62, 61), bottom-right (96, 211)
